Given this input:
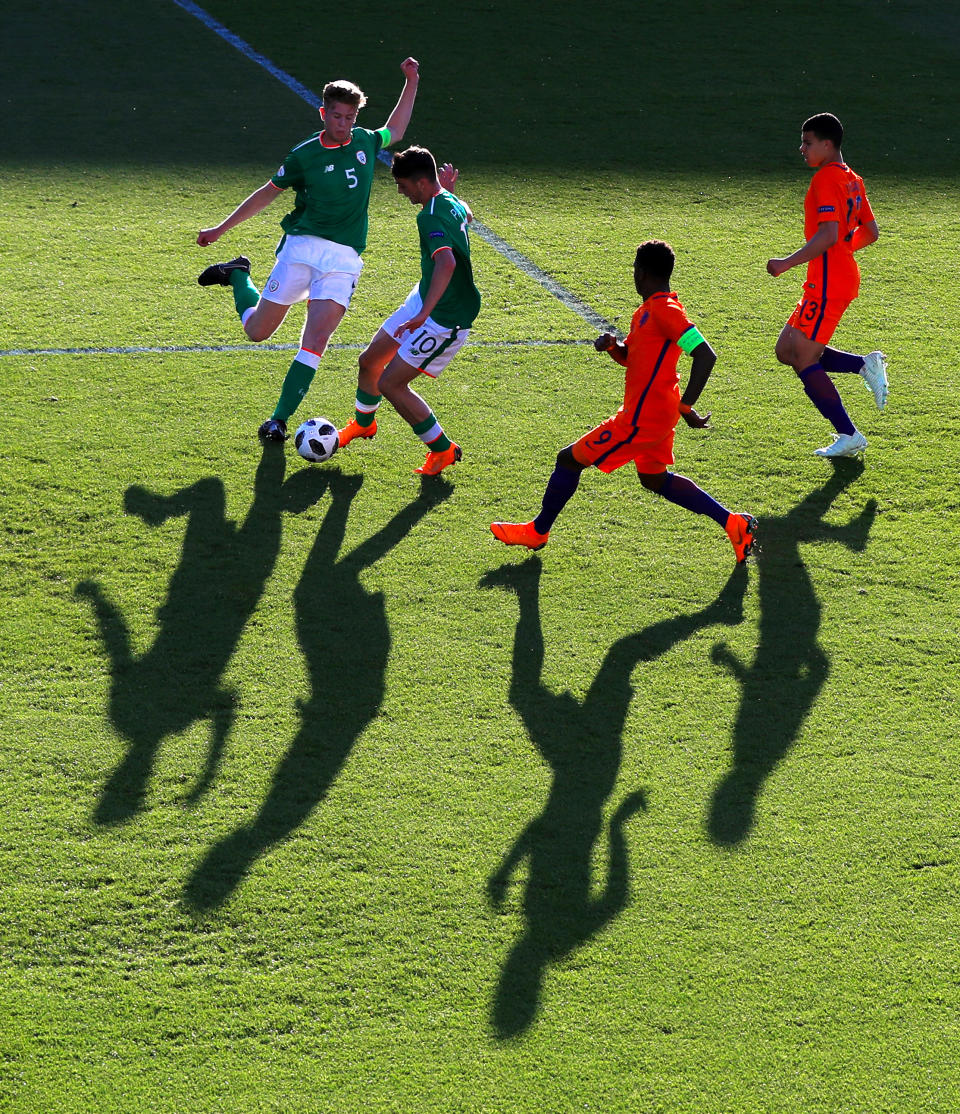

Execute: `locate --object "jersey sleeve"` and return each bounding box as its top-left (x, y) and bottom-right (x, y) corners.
top-left (417, 209), bottom-right (455, 257)
top-left (652, 297), bottom-right (697, 343)
top-left (858, 179), bottom-right (875, 224)
top-left (809, 169), bottom-right (844, 224)
top-left (352, 126), bottom-right (386, 157)
top-left (270, 151), bottom-right (302, 191)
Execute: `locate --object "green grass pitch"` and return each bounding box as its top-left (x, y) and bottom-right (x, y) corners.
top-left (2, 1), bottom-right (960, 1110)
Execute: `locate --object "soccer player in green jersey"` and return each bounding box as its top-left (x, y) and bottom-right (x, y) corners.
top-left (338, 146), bottom-right (481, 475)
top-left (197, 58), bottom-right (420, 442)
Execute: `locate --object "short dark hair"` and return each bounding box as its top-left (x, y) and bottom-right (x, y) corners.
top-left (803, 112), bottom-right (843, 148)
top-left (634, 239), bottom-right (675, 281)
top-left (322, 79), bottom-right (366, 111)
top-left (391, 145), bottom-right (437, 181)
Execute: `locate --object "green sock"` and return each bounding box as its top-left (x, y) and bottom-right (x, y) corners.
top-left (272, 349), bottom-right (321, 422)
top-left (229, 270), bottom-right (259, 318)
top-left (412, 411), bottom-right (451, 452)
top-left (354, 388), bottom-right (381, 428)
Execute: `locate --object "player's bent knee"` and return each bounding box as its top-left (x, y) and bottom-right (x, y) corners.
top-left (774, 341), bottom-right (794, 366)
top-left (638, 471), bottom-right (667, 492)
top-left (358, 348), bottom-right (383, 378)
top-left (380, 360), bottom-right (419, 397)
top-left (557, 446), bottom-right (586, 473)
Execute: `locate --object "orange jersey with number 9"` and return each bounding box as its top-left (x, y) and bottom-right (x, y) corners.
top-left (619, 292), bottom-right (698, 432)
top-left (570, 292), bottom-right (702, 474)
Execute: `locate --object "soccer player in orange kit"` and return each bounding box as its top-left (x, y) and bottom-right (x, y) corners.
top-left (767, 112), bottom-right (888, 458)
top-left (491, 240), bottom-right (757, 562)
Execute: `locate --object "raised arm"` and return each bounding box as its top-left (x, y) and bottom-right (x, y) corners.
top-left (383, 57), bottom-right (420, 145)
top-left (197, 181), bottom-right (282, 247)
top-left (437, 163), bottom-right (474, 221)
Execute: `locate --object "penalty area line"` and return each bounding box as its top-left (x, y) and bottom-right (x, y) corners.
top-left (171, 0), bottom-right (615, 334)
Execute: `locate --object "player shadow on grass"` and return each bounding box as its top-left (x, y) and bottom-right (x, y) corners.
top-left (184, 470), bottom-right (453, 913)
top-left (480, 557), bottom-right (748, 1039)
top-left (708, 459), bottom-right (877, 846)
top-left (76, 447), bottom-right (327, 825)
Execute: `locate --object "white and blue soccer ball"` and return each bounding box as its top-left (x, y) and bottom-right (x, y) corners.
top-left (294, 417), bottom-right (339, 464)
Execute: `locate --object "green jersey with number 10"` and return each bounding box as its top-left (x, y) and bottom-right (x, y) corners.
top-left (417, 190), bottom-right (481, 329)
top-left (270, 127), bottom-right (388, 254)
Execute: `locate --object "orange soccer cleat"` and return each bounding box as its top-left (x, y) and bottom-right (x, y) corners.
top-left (414, 442), bottom-right (462, 475)
top-left (337, 417), bottom-right (377, 448)
top-left (490, 521), bottom-right (550, 551)
top-left (725, 512), bottom-right (758, 564)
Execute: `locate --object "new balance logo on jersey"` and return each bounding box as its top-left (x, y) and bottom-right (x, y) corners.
top-left (324, 164), bottom-right (334, 173)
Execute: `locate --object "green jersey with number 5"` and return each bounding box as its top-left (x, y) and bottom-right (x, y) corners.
top-left (417, 190), bottom-right (481, 329)
top-left (270, 127), bottom-right (388, 254)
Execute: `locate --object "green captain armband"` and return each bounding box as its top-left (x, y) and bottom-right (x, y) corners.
top-left (677, 326), bottom-right (707, 355)
top-left (377, 127), bottom-right (392, 147)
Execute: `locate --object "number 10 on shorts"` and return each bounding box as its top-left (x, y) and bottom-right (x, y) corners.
top-left (397, 319), bottom-right (468, 377)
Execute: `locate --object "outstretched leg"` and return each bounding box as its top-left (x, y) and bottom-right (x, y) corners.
top-left (339, 329), bottom-right (398, 448)
top-left (491, 446), bottom-right (586, 550)
top-left (259, 299), bottom-right (347, 443)
top-left (640, 470), bottom-right (757, 564)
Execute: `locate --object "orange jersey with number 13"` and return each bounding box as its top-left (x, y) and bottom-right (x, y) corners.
top-left (803, 161), bottom-right (875, 301)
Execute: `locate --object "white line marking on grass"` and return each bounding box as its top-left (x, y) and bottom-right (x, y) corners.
top-left (464, 218), bottom-right (615, 333)
top-left (1, 339), bottom-right (591, 359)
top-left (171, 0), bottom-right (616, 334)
top-left (172, 0), bottom-right (321, 108)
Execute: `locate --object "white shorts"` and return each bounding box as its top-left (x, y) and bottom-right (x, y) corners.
top-left (382, 287), bottom-right (470, 378)
top-left (261, 234), bottom-right (363, 309)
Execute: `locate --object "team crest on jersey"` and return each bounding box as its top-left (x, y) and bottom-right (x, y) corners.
top-left (268, 279), bottom-right (280, 293)
top-left (356, 151), bottom-right (367, 165)
top-left (275, 166), bottom-right (285, 178)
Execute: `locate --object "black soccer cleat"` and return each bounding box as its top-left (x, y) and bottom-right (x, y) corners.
top-left (258, 418), bottom-right (288, 442)
top-left (197, 255), bottom-right (251, 287)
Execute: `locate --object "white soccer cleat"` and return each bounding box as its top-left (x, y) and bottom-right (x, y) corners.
top-left (860, 350), bottom-right (888, 410)
top-left (814, 430), bottom-right (868, 458)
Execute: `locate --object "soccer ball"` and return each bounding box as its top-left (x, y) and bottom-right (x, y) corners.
top-left (294, 417), bottom-right (339, 463)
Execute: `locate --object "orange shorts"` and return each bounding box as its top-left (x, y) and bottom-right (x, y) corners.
top-left (572, 414), bottom-right (675, 474)
top-left (788, 283), bottom-right (853, 344)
